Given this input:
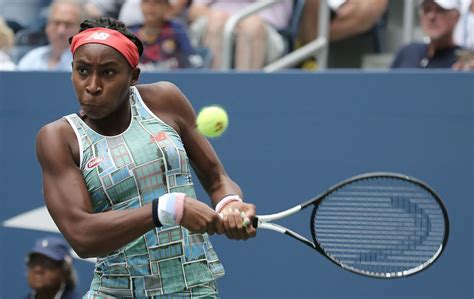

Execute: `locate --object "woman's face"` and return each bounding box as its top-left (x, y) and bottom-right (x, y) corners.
top-left (141, 0), bottom-right (170, 24)
top-left (26, 254), bottom-right (64, 292)
top-left (71, 43), bottom-right (139, 120)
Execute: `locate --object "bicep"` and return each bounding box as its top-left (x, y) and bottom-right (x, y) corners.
top-left (36, 125), bottom-right (93, 240)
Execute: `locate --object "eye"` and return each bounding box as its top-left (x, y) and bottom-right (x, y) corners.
top-left (103, 69), bottom-right (116, 76)
top-left (76, 66), bottom-right (88, 76)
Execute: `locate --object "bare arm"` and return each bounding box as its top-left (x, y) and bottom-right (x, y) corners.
top-left (187, 3), bottom-right (212, 23)
top-left (36, 120), bottom-right (155, 258)
top-left (330, 0), bottom-right (388, 42)
top-left (139, 82), bottom-right (256, 239)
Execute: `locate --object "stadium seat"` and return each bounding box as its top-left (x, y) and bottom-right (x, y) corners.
top-left (278, 0), bottom-right (305, 53)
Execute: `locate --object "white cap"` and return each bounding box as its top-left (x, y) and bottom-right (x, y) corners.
top-left (327, 0), bottom-right (346, 11)
top-left (421, 0), bottom-right (461, 10)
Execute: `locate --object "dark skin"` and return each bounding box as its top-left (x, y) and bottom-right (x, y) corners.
top-left (36, 43), bottom-right (256, 258)
top-left (27, 254), bottom-right (65, 299)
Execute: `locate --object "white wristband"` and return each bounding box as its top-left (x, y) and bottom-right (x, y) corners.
top-left (215, 194), bottom-right (242, 213)
top-left (158, 193), bottom-right (185, 226)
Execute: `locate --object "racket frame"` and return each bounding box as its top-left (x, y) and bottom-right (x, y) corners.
top-left (253, 172), bottom-right (450, 278)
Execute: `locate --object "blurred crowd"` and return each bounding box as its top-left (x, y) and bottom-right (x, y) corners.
top-left (0, 0), bottom-right (472, 71)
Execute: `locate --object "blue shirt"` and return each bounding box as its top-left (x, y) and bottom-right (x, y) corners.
top-left (17, 46), bottom-right (72, 71)
top-left (130, 21), bottom-right (197, 70)
top-left (391, 43), bottom-right (461, 69)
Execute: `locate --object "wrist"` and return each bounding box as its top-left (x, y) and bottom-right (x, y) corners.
top-left (215, 194), bottom-right (242, 213)
top-left (153, 192), bottom-right (186, 227)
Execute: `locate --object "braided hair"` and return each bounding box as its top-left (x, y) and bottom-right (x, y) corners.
top-left (69, 17), bottom-right (143, 57)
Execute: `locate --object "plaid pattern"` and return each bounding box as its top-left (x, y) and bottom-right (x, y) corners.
top-left (83, 281), bottom-right (219, 299)
top-left (65, 87), bottom-right (224, 298)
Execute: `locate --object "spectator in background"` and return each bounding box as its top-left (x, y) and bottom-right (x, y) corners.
top-left (391, 0), bottom-right (461, 69)
top-left (452, 0), bottom-right (474, 70)
top-left (298, 0), bottom-right (389, 69)
top-left (129, 0), bottom-right (197, 70)
top-left (0, 17), bottom-right (16, 70)
top-left (84, 0), bottom-right (125, 19)
top-left (17, 0), bottom-right (84, 71)
top-left (119, 0), bottom-right (191, 26)
top-left (454, 0), bottom-right (473, 49)
top-left (24, 236), bottom-right (80, 299)
top-left (187, 0), bottom-right (293, 70)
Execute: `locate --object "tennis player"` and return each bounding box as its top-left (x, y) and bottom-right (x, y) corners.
top-left (35, 17), bottom-right (256, 298)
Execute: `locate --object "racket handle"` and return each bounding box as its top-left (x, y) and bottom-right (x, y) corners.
top-left (252, 216), bottom-right (259, 228)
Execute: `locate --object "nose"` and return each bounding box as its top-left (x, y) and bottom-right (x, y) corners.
top-left (30, 264), bottom-right (46, 273)
top-left (86, 74), bottom-right (102, 96)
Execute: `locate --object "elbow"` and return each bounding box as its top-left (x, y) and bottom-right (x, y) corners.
top-left (71, 242), bottom-right (96, 259)
top-left (63, 226), bottom-right (99, 258)
top-left (68, 239), bottom-right (96, 259)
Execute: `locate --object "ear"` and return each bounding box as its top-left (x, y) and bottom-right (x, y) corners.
top-left (130, 67), bottom-right (141, 86)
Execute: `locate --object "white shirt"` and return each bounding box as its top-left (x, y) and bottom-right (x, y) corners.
top-left (454, 0), bottom-right (474, 49)
top-left (17, 46), bottom-right (72, 71)
top-left (0, 51), bottom-right (15, 70)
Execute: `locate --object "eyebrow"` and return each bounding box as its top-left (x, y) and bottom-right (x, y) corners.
top-left (74, 59), bottom-right (121, 67)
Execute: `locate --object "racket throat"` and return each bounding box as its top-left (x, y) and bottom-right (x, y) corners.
top-left (283, 230), bottom-right (316, 249)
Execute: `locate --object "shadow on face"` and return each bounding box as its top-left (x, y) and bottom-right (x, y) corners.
top-left (419, 1), bottom-right (460, 41)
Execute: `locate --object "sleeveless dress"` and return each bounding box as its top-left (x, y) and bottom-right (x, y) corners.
top-left (65, 86), bottom-right (224, 298)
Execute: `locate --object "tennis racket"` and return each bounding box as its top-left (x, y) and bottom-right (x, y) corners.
top-left (253, 172), bottom-right (449, 278)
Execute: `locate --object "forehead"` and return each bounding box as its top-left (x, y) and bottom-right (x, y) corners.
top-left (74, 43), bottom-right (128, 65)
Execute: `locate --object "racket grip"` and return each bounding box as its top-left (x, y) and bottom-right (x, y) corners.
top-left (252, 216), bottom-right (259, 228)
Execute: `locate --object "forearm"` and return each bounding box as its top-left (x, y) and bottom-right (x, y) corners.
top-left (57, 204), bottom-right (155, 258)
top-left (330, 0), bottom-right (387, 41)
top-left (207, 175), bottom-right (243, 209)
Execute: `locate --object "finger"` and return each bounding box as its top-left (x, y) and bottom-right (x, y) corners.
top-left (207, 223), bottom-right (216, 235)
top-left (227, 209), bottom-right (242, 239)
top-left (215, 214), bottom-right (225, 235)
top-left (232, 209), bottom-right (248, 240)
top-left (221, 211), bottom-right (236, 239)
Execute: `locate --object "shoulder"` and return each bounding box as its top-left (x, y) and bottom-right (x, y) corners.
top-left (136, 81), bottom-right (187, 105)
top-left (36, 118), bottom-right (76, 159)
top-left (37, 117), bottom-right (74, 139)
top-left (136, 82), bottom-right (195, 132)
top-left (136, 81), bottom-right (192, 117)
top-left (397, 43), bottom-right (427, 53)
top-left (20, 46), bottom-right (49, 60)
top-left (168, 19), bottom-right (186, 30)
top-left (398, 43), bottom-right (427, 54)
top-left (391, 43), bottom-right (426, 68)
top-left (17, 46), bottom-right (49, 69)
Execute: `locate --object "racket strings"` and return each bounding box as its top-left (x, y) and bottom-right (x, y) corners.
top-left (312, 177), bottom-right (446, 278)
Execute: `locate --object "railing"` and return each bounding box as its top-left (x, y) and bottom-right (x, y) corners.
top-left (403, 0), bottom-right (416, 45)
top-left (221, 0), bottom-right (330, 72)
top-left (221, 0), bottom-right (417, 72)
top-left (220, 0), bottom-right (281, 70)
top-left (265, 0), bottom-right (330, 72)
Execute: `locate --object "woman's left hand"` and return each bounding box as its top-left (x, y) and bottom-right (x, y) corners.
top-left (219, 202), bottom-right (257, 240)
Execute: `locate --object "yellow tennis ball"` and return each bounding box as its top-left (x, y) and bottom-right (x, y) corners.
top-left (196, 105), bottom-right (228, 138)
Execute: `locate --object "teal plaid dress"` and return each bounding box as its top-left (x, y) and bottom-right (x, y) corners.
top-left (65, 86), bottom-right (224, 298)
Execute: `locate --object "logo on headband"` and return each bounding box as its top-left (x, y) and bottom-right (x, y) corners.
top-left (86, 32), bottom-right (110, 41)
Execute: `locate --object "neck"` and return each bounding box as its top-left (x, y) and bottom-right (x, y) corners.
top-left (85, 91), bottom-right (132, 136)
top-left (428, 37), bottom-right (456, 57)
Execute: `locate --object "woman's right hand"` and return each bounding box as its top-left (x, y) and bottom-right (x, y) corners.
top-left (180, 196), bottom-right (225, 235)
